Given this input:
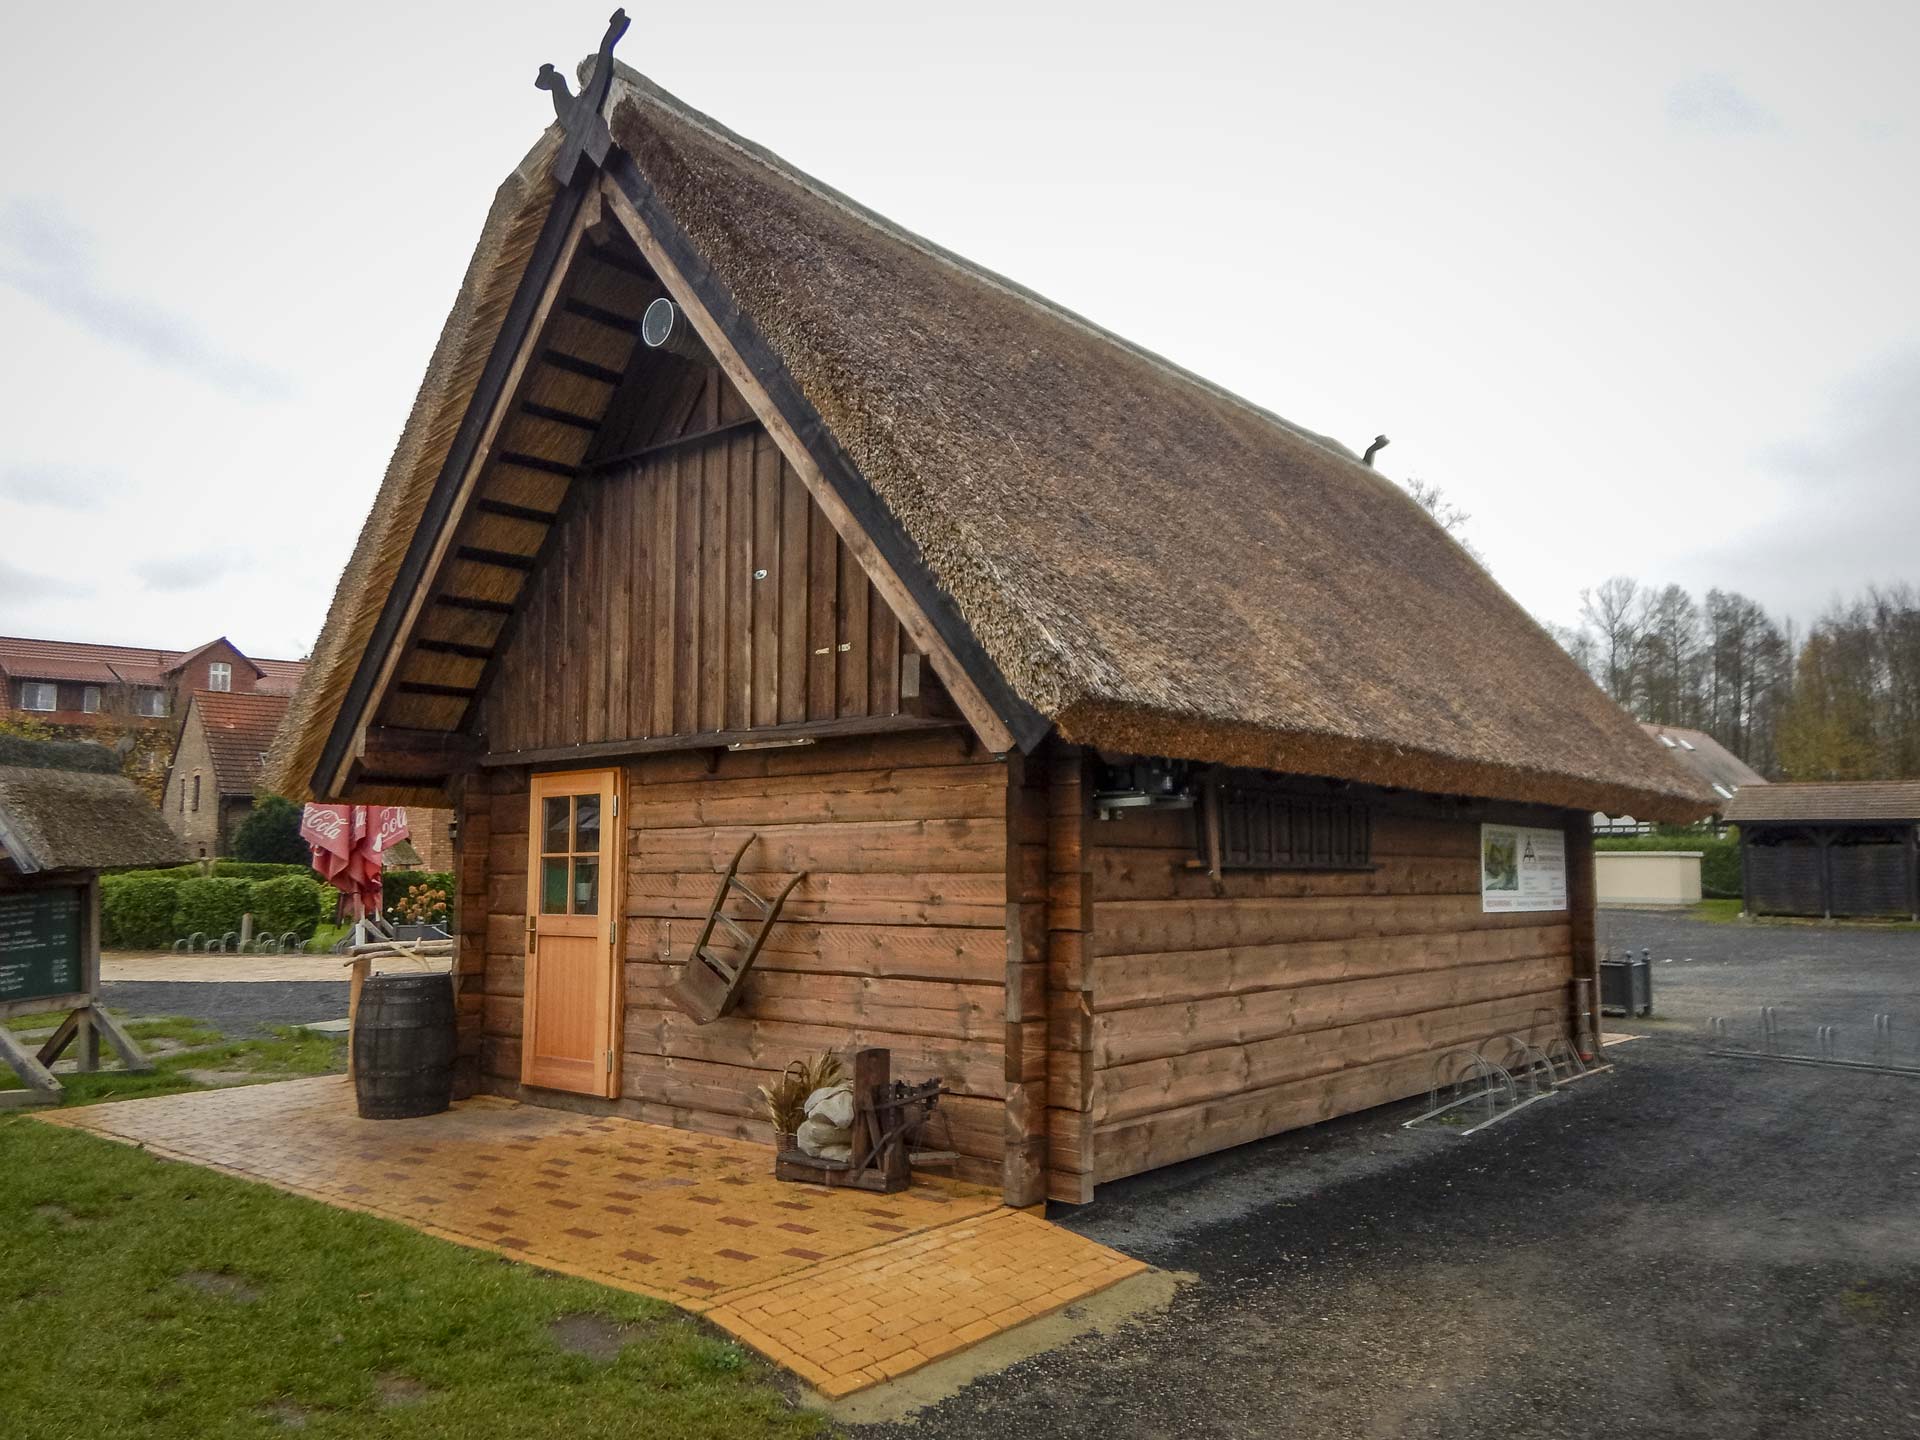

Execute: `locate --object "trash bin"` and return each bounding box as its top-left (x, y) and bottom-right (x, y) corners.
top-left (1599, 951), bottom-right (1652, 1018)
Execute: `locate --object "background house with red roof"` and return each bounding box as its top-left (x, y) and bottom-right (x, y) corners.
top-left (0, 634), bottom-right (307, 806)
top-left (162, 690), bottom-right (292, 857)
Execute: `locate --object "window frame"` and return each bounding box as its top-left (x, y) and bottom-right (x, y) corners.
top-left (81, 685), bottom-right (101, 714)
top-left (135, 688), bottom-right (167, 717)
top-left (207, 662), bottom-right (232, 693)
top-left (19, 681), bottom-right (58, 712)
top-left (191, 772), bottom-right (202, 812)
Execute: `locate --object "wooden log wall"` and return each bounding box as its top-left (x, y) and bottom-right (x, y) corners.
top-left (480, 365), bottom-right (916, 757)
top-left (464, 729), bottom-right (1012, 1189)
top-left (1080, 793), bottom-right (1580, 1187)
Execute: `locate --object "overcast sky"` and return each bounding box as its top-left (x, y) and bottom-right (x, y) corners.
top-left (1, 1), bottom-right (1914, 661)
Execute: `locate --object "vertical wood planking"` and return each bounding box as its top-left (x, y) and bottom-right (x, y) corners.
top-left (837, 536), bottom-right (868, 717)
top-left (474, 371), bottom-right (940, 756)
top-left (726, 429), bottom-right (753, 731)
top-left (699, 436), bottom-right (727, 733)
top-left (674, 449), bottom-right (701, 735)
top-left (750, 434), bottom-right (780, 728)
top-left (807, 490), bottom-right (838, 721)
top-left (778, 462), bottom-right (810, 725)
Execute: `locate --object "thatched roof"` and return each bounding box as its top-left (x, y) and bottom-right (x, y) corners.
top-left (270, 64), bottom-right (1711, 823)
top-left (1725, 781), bottom-right (1920, 825)
top-left (0, 737), bottom-right (187, 874)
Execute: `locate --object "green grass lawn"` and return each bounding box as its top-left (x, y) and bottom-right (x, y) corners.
top-left (1688, 898), bottom-right (1920, 930)
top-left (1, 1015), bottom-right (347, 1104)
top-left (0, 1119), bottom-right (827, 1439)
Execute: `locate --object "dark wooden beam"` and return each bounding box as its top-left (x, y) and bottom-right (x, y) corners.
top-left (586, 415), bottom-right (763, 475)
top-left (434, 595), bottom-right (514, 616)
top-left (455, 545), bottom-right (538, 573)
top-left (473, 498), bottom-right (559, 526)
top-left (398, 682), bottom-right (477, 699)
top-left (495, 451), bottom-right (580, 478)
top-left (415, 638), bottom-right (495, 661)
top-left (354, 724), bottom-right (477, 785)
top-left (541, 349), bottom-right (624, 387)
top-left (564, 296), bottom-right (645, 333)
top-left (476, 713), bottom-right (966, 770)
top-left (519, 400), bottom-right (600, 431)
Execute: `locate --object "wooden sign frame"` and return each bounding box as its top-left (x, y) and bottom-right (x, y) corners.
top-left (0, 877), bottom-right (150, 1109)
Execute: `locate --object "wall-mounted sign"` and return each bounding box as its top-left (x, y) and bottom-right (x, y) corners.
top-left (1480, 824), bottom-right (1567, 913)
top-left (0, 887), bottom-right (82, 1005)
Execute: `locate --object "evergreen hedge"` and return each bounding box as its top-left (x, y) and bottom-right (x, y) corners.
top-left (250, 875), bottom-right (332, 940)
top-left (1595, 830), bottom-right (1741, 898)
top-left (172, 877), bottom-right (254, 942)
top-left (101, 873), bottom-right (183, 948)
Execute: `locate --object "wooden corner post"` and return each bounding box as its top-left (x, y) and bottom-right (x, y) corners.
top-left (1003, 751), bottom-right (1051, 1207)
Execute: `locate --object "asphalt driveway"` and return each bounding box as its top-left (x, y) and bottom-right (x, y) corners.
top-left (860, 912), bottom-right (1920, 1440)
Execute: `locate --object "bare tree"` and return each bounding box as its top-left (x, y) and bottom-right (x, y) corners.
top-left (1580, 577), bottom-right (1647, 708)
top-left (1400, 478), bottom-right (1486, 567)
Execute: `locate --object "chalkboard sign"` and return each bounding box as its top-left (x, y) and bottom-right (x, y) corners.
top-left (0, 887), bottom-right (83, 1005)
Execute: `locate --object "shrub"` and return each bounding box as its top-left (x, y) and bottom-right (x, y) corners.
top-left (387, 875), bottom-right (451, 929)
top-left (231, 796), bottom-right (310, 866)
top-left (101, 873), bottom-right (183, 948)
top-left (211, 861), bottom-right (313, 882)
top-left (1595, 829), bottom-right (1742, 898)
top-left (173, 877), bottom-right (253, 942)
top-left (250, 875), bottom-right (331, 940)
top-left (387, 872), bottom-right (453, 927)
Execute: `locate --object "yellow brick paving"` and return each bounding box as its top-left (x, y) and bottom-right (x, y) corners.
top-left (40, 1076), bottom-right (1145, 1397)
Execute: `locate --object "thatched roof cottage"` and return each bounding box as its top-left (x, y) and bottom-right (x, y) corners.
top-left (270, 50), bottom-right (1709, 1204)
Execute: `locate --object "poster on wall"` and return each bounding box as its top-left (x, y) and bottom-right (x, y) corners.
top-left (1480, 824), bottom-right (1568, 913)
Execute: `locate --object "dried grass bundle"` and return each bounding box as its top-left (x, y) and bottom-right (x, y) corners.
top-left (756, 1051), bottom-right (845, 1135)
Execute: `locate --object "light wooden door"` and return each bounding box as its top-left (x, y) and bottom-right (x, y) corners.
top-left (522, 769), bottom-right (621, 1097)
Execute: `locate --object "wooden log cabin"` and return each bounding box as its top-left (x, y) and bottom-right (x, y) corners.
top-left (270, 46), bottom-right (1711, 1206)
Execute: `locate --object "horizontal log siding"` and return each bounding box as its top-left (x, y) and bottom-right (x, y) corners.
top-left (1085, 799), bottom-right (1578, 1186)
top-left (469, 729), bottom-right (1010, 1188)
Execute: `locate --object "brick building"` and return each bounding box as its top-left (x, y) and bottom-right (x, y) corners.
top-left (162, 691), bottom-right (291, 858)
top-left (0, 635), bottom-right (306, 731)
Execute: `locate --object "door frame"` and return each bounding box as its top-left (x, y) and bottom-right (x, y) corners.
top-left (521, 766), bottom-right (626, 1099)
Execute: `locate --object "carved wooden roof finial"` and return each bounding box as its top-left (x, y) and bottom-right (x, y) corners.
top-left (538, 9), bottom-right (631, 184)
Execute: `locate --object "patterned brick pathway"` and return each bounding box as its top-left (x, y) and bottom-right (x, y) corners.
top-left (41, 1077), bottom-right (1144, 1396)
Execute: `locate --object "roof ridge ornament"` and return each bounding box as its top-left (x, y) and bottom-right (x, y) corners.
top-left (536, 8), bottom-right (631, 185)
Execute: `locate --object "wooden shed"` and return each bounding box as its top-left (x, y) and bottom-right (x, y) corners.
top-left (1725, 782), bottom-right (1920, 921)
top-left (1, 737), bottom-right (186, 1098)
top-left (269, 45), bottom-right (1710, 1205)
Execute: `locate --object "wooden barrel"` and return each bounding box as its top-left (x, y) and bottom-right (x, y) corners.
top-left (352, 971), bottom-right (455, 1120)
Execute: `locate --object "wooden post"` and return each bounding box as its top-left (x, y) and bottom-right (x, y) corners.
top-left (1739, 826), bottom-right (1753, 917)
top-left (79, 879), bottom-right (101, 1072)
top-left (1906, 824), bottom-right (1918, 923)
top-left (1564, 812), bottom-right (1599, 1053)
top-left (1002, 751), bottom-right (1051, 1208)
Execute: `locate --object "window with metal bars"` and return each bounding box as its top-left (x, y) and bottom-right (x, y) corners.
top-left (1199, 782), bottom-right (1372, 872)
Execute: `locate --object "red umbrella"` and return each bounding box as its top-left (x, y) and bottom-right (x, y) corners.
top-left (302, 804), bottom-right (410, 926)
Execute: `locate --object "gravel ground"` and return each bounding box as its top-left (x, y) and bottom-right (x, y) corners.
top-left (99, 981), bottom-right (349, 1039)
top-left (859, 914), bottom-right (1920, 1440)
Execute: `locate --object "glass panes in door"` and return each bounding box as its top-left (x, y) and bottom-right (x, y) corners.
top-left (538, 792), bottom-right (602, 915)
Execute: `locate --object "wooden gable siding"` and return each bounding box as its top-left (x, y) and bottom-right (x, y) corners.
top-left (455, 729), bottom-right (1012, 1189)
top-left (1070, 793), bottom-right (1582, 1188)
top-left (479, 362), bottom-right (914, 756)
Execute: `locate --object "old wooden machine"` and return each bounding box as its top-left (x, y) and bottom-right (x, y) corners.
top-left (775, 1048), bottom-right (948, 1194)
